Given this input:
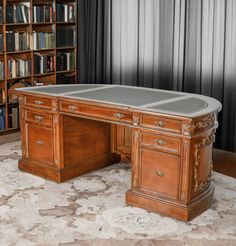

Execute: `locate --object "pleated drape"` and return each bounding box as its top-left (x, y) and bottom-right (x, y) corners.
top-left (78, 0), bottom-right (236, 152)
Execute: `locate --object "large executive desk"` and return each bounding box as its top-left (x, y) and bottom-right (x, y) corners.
top-left (16, 84), bottom-right (222, 221)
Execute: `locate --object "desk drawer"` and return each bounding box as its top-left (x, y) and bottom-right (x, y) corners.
top-left (25, 95), bottom-right (52, 110)
top-left (141, 115), bottom-right (181, 133)
top-left (27, 124), bottom-right (53, 165)
top-left (25, 110), bottom-right (53, 127)
top-left (140, 148), bottom-right (180, 199)
top-left (60, 100), bottom-right (133, 124)
top-left (141, 132), bottom-right (181, 154)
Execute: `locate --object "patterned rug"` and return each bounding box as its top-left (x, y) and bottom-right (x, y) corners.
top-left (0, 141), bottom-right (235, 246)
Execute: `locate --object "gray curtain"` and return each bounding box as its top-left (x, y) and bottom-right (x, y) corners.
top-left (79, 0), bottom-right (236, 152)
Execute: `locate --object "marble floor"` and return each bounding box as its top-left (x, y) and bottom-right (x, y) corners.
top-left (0, 141), bottom-right (236, 246)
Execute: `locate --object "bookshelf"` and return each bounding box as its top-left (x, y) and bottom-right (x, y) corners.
top-left (0, 0), bottom-right (77, 133)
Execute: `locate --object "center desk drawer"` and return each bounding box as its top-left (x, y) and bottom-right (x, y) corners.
top-left (141, 132), bottom-right (181, 154)
top-left (25, 95), bottom-right (52, 110)
top-left (141, 115), bottom-right (181, 133)
top-left (25, 110), bottom-right (53, 127)
top-left (60, 100), bottom-right (133, 124)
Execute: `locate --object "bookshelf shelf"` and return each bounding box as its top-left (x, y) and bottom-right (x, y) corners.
top-left (32, 22), bottom-right (54, 25)
top-left (56, 22), bottom-right (76, 25)
top-left (6, 23), bottom-right (30, 26)
top-left (33, 48), bottom-right (55, 52)
top-left (56, 46), bottom-right (75, 50)
top-left (7, 50), bottom-right (31, 54)
top-left (34, 72), bottom-right (55, 77)
top-left (56, 70), bottom-right (75, 74)
top-left (0, 0), bottom-right (77, 134)
top-left (7, 75), bottom-right (31, 81)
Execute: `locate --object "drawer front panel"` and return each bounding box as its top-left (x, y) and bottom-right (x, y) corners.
top-left (141, 115), bottom-right (181, 133)
top-left (140, 148), bottom-right (180, 199)
top-left (60, 100), bottom-right (133, 124)
top-left (141, 132), bottom-right (181, 154)
top-left (27, 124), bottom-right (53, 165)
top-left (25, 111), bottom-right (53, 126)
top-left (25, 95), bottom-right (52, 110)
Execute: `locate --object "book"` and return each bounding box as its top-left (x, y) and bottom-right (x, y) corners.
top-left (6, 5), bottom-right (14, 23)
top-left (11, 107), bottom-right (19, 128)
top-left (0, 61), bottom-right (4, 80)
top-left (0, 107), bottom-right (6, 130)
top-left (0, 6), bottom-right (3, 24)
top-left (6, 32), bottom-right (15, 52)
top-left (0, 34), bottom-right (3, 53)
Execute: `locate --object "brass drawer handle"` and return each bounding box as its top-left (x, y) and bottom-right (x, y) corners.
top-left (36, 140), bottom-right (44, 146)
top-left (155, 169), bottom-right (164, 177)
top-left (155, 139), bottom-right (166, 146)
top-left (34, 115), bottom-right (44, 122)
top-left (155, 121), bottom-right (167, 128)
top-left (68, 105), bottom-right (78, 111)
top-left (113, 113), bottom-right (124, 119)
top-left (34, 100), bottom-right (44, 105)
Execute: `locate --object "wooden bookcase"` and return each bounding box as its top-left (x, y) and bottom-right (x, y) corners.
top-left (0, 0), bottom-right (77, 134)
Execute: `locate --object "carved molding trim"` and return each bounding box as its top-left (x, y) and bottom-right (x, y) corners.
top-left (182, 122), bottom-right (195, 135)
top-left (53, 115), bottom-right (58, 124)
top-left (52, 100), bottom-right (58, 111)
top-left (193, 129), bottom-right (216, 192)
top-left (133, 115), bottom-right (140, 126)
top-left (182, 115), bottom-right (216, 135)
top-left (134, 130), bottom-right (139, 143)
top-left (18, 96), bottom-right (24, 106)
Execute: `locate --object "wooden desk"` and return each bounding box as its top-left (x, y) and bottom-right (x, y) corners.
top-left (16, 84), bottom-right (222, 221)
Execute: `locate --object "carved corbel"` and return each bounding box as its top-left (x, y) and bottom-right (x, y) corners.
top-left (193, 129), bottom-right (216, 192)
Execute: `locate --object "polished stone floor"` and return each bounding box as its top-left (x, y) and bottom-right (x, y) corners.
top-left (0, 141), bottom-right (235, 246)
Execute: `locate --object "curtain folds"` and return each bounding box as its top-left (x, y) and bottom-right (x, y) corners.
top-left (79, 0), bottom-right (236, 152)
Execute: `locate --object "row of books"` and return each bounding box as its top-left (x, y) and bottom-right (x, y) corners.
top-left (6, 4), bottom-right (30, 24)
top-left (0, 34), bottom-right (3, 53)
top-left (56, 3), bottom-right (75, 22)
top-left (56, 52), bottom-right (75, 71)
top-left (33, 5), bottom-right (53, 23)
top-left (0, 3), bottom-right (76, 24)
top-left (0, 107), bottom-right (6, 130)
top-left (8, 58), bottom-right (31, 78)
top-left (0, 61), bottom-right (4, 80)
top-left (2, 30), bottom-right (75, 52)
top-left (0, 107), bottom-right (19, 130)
top-left (6, 32), bottom-right (30, 52)
top-left (0, 88), bottom-right (5, 103)
top-left (34, 53), bottom-right (54, 74)
top-left (0, 6), bottom-right (2, 24)
top-left (33, 32), bottom-right (55, 50)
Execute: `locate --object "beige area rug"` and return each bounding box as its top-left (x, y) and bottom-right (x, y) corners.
top-left (0, 141), bottom-right (235, 246)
